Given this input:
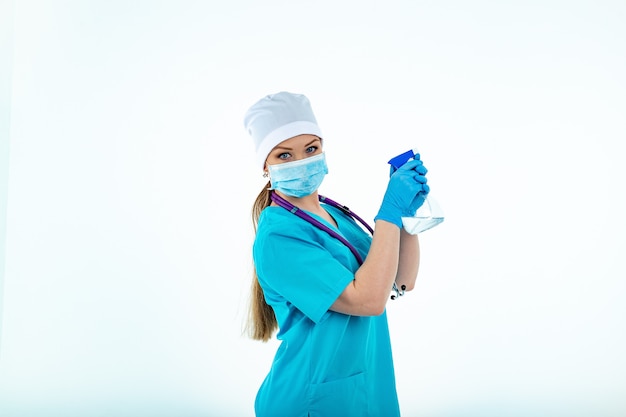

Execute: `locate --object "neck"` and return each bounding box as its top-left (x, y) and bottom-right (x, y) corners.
top-left (273, 191), bottom-right (321, 211)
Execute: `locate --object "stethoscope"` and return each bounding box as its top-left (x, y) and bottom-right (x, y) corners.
top-left (270, 191), bottom-right (406, 300)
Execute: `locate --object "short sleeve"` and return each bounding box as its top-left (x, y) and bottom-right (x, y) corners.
top-left (253, 210), bottom-right (356, 324)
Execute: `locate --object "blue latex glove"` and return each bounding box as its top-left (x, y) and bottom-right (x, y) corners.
top-left (389, 153), bottom-right (430, 217)
top-left (375, 159), bottom-right (429, 228)
top-left (407, 182), bottom-right (430, 216)
top-left (405, 159), bottom-right (429, 216)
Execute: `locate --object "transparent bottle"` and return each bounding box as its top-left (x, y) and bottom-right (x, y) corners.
top-left (388, 148), bottom-right (444, 234)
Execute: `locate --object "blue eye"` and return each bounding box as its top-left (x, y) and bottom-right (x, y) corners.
top-left (306, 146), bottom-right (318, 153)
top-left (278, 152), bottom-right (291, 160)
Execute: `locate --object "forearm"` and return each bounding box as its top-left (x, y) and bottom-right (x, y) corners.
top-left (356, 219), bottom-right (401, 296)
top-left (395, 229), bottom-right (420, 291)
top-left (331, 220), bottom-right (400, 315)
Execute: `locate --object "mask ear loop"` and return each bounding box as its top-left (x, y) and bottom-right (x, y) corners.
top-left (263, 171), bottom-right (273, 191)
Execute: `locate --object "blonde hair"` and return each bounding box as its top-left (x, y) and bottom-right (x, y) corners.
top-left (246, 181), bottom-right (278, 342)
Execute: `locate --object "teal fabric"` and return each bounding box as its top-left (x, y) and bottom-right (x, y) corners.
top-left (253, 204), bottom-right (400, 417)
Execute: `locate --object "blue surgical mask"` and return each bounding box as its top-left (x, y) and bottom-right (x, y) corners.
top-left (268, 153), bottom-right (328, 198)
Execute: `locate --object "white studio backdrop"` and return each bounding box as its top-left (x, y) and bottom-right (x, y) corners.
top-left (1, 1), bottom-right (625, 416)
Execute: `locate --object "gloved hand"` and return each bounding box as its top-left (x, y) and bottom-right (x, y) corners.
top-left (406, 182), bottom-right (430, 216)
top-left (405, 158), bottom-right (429, 217)
top-left (375, 159), bottom-right (429, 228)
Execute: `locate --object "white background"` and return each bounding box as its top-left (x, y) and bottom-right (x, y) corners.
top-left (1, 1), bottom-right (625, 416)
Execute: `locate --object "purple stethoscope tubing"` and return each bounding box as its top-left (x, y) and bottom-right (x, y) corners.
top-left (319, 195), bottom-right (374, 235)
top-left (270, 191), bottom-right (373, 265)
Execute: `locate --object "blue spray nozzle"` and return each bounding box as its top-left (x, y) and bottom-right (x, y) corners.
top-left (388, 149), bottom-right (418, 170)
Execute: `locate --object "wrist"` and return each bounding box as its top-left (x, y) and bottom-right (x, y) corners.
top-left (373, 216), bottom-right (403, 229)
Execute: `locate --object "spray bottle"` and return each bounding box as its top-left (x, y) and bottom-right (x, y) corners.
top-left (388, 148), bottom-right (444, 234)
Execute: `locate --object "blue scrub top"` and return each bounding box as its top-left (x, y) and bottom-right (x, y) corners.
top-left (253, 204), bottom-right (400, 417)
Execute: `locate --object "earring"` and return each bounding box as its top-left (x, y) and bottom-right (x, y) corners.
top-left (263, 171), bottom-right (269, 178)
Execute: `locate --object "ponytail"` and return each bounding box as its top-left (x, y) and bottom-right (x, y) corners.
top-left (245, 182), bottom-right (278, 342)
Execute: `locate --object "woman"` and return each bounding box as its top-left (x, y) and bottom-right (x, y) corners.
top-left (243, 92), bottom-right (429, 417)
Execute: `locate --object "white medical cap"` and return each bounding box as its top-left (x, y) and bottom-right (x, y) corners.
top-left (244, 91), bottom-right (323, 170)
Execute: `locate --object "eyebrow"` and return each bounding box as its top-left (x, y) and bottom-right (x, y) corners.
top-left (273, 138), bottom-right (321, 151)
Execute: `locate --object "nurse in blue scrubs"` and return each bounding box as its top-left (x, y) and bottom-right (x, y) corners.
top-left (243, 92), bottom-right (430, 417)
